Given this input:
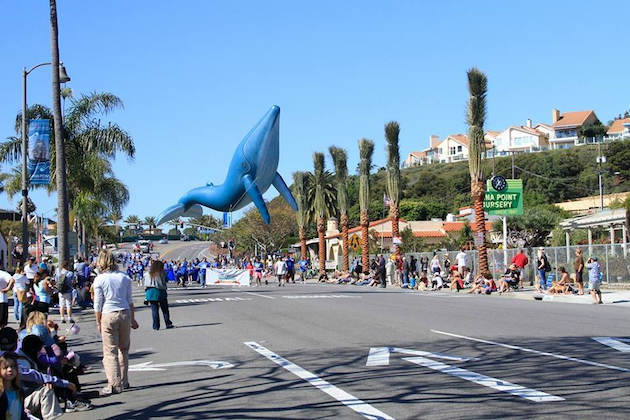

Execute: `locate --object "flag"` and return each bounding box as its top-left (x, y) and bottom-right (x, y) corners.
top-left (27, 119), bottom-right (51, 185)
top-left (383, 192), bottom-right (391, 207)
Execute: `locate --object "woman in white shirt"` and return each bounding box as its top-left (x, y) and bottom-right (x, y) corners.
top-left (9, 266), bottom-right (28, 322)
top-left (93, 250), bottom-right (139, 396)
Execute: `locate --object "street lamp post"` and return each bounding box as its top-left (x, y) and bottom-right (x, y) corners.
top-left (21, 62), bottom-right (70, 265)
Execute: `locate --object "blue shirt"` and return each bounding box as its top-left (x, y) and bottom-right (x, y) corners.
top-left (286, 258), bottom-right (294, 271)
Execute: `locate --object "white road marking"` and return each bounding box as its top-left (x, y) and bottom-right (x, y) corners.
top-left (592, 337), bottom-right (630, 353)
top-left (403, 356), bottom-right (563, 402)
top-left (432, 330), bottom-right (630, 373)
top-left (245, 292), bottom-right (276, 299)
top-left (366, 347), bottom-right (472, 366)
top-left (175, 297), bottom-right (252, 304)
top-left (245, 341), bottom-right (394, 420)
top-left (282, 295), bottom-right (361, 299)
top-left (128, 360), bottom-right (234, 372)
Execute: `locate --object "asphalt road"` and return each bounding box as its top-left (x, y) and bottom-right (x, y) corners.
top-left (61, 242), bottom-right (630, 419)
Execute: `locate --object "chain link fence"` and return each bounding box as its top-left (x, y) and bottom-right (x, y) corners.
top-left (399, 244), bottom-right (630, 284)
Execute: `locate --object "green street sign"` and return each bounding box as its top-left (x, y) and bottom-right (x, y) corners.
top-left (484, 179), bottom-right (523, 215)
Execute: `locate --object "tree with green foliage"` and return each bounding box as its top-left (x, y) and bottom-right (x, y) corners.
top-left (466, 67), bottom-right (490, 274)
top-left (384, 121), bottom-right (402, 254)
top-left (400, 225), bottom-right (424, 253)
top-left (359, 139), bottom-right (374, 274)
top-left (292, 171), bottom-right (309, 261)
top-left (309, 152), bottom-right (333, 274)
top-left (493, 205), bottom-right (569, 248)
top-left (329, 146), bottom-right (350, 271)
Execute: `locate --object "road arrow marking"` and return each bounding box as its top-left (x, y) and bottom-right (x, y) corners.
top-left (366, 347), bottom-right (472, 366)
top-left (402, 356), bottom-right (563, 402)
top-left (367, 347), bottom-right (562, 402)
top-left (433, 330), bottom-right (630, 373)
top-left (592, 337), bottom-right (630, 352)
top-left (246, 341), bottom-right (394, 420)
top-left (128, 360), bottom-right (234, 372)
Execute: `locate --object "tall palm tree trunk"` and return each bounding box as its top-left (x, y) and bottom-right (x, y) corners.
top-left (317, 216), bottom-right (326, 274)
top-left (50, 0), bottom-right (70, 264)
top-left (361, 211), bottom-right (369, 274)
top-left (299, 226), bottom-right (307, 261)
top-left (81, 221), bottom-right (87, 258)
top-left (472, 180), bottom-right (489, 273)
top-left (340, 213), bottom-right (349, 272)
top-left (391, 204), bottom-right (400, 239)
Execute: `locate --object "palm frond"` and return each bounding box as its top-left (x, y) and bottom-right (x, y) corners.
top-left (292, 171), bottom-right (309, 228)
top-left (358, 138), bottom-right (374, 212)
top-left (384, 121), bottom-right (401, 205)
top-left (0, 137), bottom-right (24, 164)
top-left (75, 123), bottom-right (135, 159)
top-left (329, 146), bottom-right (349, 215)
top-left (466, 67), bottom-right (488, 181)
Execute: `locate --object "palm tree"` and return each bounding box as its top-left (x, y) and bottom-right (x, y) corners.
top-left (384, 121), bottom-right (401, 255)
top-left (292, 171), bottom-right (309, 261)
top-left (1, 92), bottom-right (134, 255)
top-left (358, 138), bottom-right (374, 274)
top-left (50, 0), bottom-right (70, 264)
top-left (466, 67), bottom-right (490, 274)
top-left (124, 214), bottom-right (141, 232)
top-left (329, 146), bottom-right (350, 272)
top-left (311, 152), bottom-right (329, 275)
top-left (144, 216), bottom-right (156, 230)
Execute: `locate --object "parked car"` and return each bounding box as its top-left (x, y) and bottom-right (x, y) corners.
top-left (158, 238), bottom-right (168, 244)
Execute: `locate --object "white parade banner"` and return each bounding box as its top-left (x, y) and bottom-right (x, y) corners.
top-left (207, 268), bottom-right (250, 286)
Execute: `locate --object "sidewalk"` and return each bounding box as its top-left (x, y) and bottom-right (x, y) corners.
top-left (488, 287), bottom-right (630, 307)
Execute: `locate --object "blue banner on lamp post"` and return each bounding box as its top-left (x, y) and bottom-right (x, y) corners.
top-left (27, 119), bottom-right (51, 185)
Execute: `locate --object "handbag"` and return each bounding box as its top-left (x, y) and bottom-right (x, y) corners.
top-left (145, 287), bottom-right (161, 302)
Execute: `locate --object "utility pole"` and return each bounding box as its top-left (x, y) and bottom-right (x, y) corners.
top-left (511, 152), bottom-right (515, 179)
top-left (597, 142), bottom-right (605, 211)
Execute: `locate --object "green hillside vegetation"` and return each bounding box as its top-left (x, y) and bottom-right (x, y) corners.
top-left (216, 139), bottom-right (630, 253)
top-left (347, 139), bottom-right (630, 227)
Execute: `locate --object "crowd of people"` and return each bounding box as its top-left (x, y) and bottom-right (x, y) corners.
top-left (316, 247), bottom-right (604, 303)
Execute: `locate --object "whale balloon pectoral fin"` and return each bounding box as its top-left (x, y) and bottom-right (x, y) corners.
top-left (273, 172), bottom-right (298, 211)
top-left (243, 174), bottom-right (270, 224)
top-left (182, 204), bottom-right (203, 219)
top-left (156, 204), bottom-right (186, 226)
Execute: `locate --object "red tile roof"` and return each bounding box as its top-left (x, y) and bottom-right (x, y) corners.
top-left (449, 134), bottom-right (469, 147)
top-left (607, 118), bottom-right (630, 134)
top-left (442, 221), bottom-right (494, 232)
top-left (414, 231), bottom-right (446, 238)
top-left (552, 111), bottom-right (595, 128)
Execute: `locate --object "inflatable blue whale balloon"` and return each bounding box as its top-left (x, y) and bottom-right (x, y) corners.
top-left (156, 105), bottom-right (298, 226)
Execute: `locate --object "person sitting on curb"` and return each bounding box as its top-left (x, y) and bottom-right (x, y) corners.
top-left (0, 327), bottom-right (83, 418)
top-left (498, 264), bottom-right (521, 294)
top-left (545, 267), bottom-right (573, 295)
top-left (449, 271), bottom-right (464, 292)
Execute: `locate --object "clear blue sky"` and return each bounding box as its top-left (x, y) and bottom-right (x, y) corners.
top-left (1, 1), bottom-right (628, 223)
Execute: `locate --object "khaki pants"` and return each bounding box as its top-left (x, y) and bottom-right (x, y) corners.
top-left (101, 309), bottom-right (132, 392)
top-left (25, 385), bottom-right (63, 420)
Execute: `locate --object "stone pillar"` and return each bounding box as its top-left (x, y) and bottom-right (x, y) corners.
top-left (610, 225), bottom-right (616, 256)
top-left (565, 230), bottom-right (571, 261)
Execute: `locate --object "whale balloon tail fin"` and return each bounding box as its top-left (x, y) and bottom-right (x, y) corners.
top-left (156, 204), bottom-right (204, 226)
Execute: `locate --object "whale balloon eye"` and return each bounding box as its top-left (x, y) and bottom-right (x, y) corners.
top-left (242, 162), bottom-right (247, 168)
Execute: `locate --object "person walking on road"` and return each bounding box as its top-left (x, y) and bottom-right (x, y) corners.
top-left (275, 258), bottom-right (287, 287)
top-left (586, 256), bottom-right (603, 305)
top-left (56, 261), bottom-right (76, 324)
top-left (144, 260), bottom-right (174, 331)
top-left (377, 255), bottom-right (386, 288)
top-left (430, 254), bottom-right (441, 275)
top-left (511, 249), bottom-right (529, 289)
top-left (574, 249), bottom-right (585, 295)
top-left (93, 250), bottom-right (139, 396)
